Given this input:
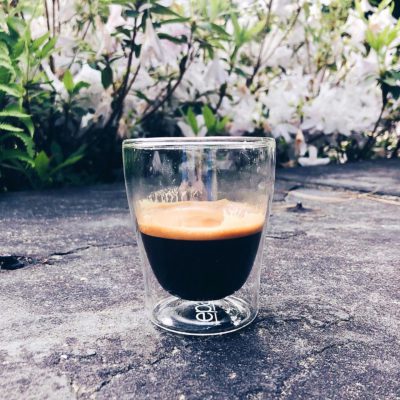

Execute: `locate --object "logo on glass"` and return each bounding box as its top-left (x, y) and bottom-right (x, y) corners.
top-left (195, 303), bottom-right (219, 323)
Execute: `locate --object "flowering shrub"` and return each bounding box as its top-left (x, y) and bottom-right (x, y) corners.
top-left (0, 0), bottom-right (399, 189)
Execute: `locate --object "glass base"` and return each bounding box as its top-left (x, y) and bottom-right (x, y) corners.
top-left (151, 296), bottom-right (256, 336)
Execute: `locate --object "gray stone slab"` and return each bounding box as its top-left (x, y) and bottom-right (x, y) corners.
top-left (1, 166), bottom-right (400, 399)
top-left (277, 159), bottom-right (400, 196)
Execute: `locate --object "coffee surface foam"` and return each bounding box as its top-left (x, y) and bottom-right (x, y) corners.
top-left (136, 199), bottom-right (265, 240)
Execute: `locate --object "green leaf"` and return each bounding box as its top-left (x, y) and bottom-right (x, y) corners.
top-left (179, 55), bottom-right (188, 73)
top-left (101, 67), bottom-right (113, 89)
top-left (73, 81), bottom-right (90, 95)
top-left (0, 131), bottom-right (35, 157)
top-left (51, 145), bottom-right (85, 175)
top-left (158, 33), bottom-right (187, 44)
top-left (10, 38), bottom-right (25, 58)
top-left (6, 16), bottom-right (26, 37)
top-left (216, 115), bottom-right (229, 132)
top-left (0, 110), bottom-right (30, 118)
top-left (365, 30), bottom-right (378, 50)
top-left (32, 32), bottom-right (50, 51)
top-left (135, 90), bottom-right (153, 103)
top-left (209, 23), bottom-right (230, 38)
top-left (202, 105), bottom-right (216, 131)
top-left (40, 37), bottom-right (57, 59)
top-left (0, 41), bottom-right (9, 55)
top-left (0, 51), bottom-right (10, 63)
top-left (377, 0), bottom-right (392, 11)
top-left (50, 141), bottom-right (64, 164)
top-left (20, 117), bottom-right (34, 137)
top-left (186, 107), bottom-right (198, 134)
top-left (1, 104), bottom-right (34, 136)
top-left (231, 13), bottom-right (242, 44)
top-left (151, 4), bottom-right (182, 17)
top-left (63, 70), bottom-right (74, 93)
top-left (0, 59), bottom-right (15, 77)
top-left (34, 150), bottom-right (50, 179)
top-left (159, 17), bottom-right (191, 25)
top-left (246, 20), bottom-right (266, 40)
top-left (0, 149), bottom-right (34, 166)
top-left (123, 9), bottom-right (139, 18)
top-left (50, 154), bottom-right (84, 175)
top-left (0, 123), bottom-right (24, 132)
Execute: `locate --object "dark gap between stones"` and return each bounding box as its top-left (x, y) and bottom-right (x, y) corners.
top-left (0, 255), bottom-right (37, 271)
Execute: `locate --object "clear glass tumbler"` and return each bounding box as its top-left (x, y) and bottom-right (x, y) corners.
top-left (123, 137), bottom-right (275, 335)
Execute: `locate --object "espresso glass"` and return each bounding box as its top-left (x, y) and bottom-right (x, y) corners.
top-left (123, 137), bottom-right (275, 335)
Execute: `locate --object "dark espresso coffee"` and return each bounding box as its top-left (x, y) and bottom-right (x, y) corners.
top-left (137, 200), bottom-right (264, 301)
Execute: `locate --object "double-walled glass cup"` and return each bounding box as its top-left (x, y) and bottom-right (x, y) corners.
top-left (123, 137), bottom-right (275, 335)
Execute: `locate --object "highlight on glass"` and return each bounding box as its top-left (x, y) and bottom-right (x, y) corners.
top-left (123, 137), bottom-right (275, 335)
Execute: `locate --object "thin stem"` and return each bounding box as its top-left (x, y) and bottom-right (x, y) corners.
top-left (44, 0), bottom-right (55, 73)
top-left (248, 5), bottom-right (301, 89)
top-left (212, 83), bottom-right (227, 114)
top-left (265, 7), bottom-right (301, 62)
top-left (52, 0), bottom-right (56, 37)
top-left (104, 17), bottom-right (139, 129)
top-left (359, 102), bottom-right (386, 158)
top-left (67, 20), bottom-right (92, 69)
top-left (138, 28), bottom-right (195, 124)
top-left (372, 103), bottom-right (385, 135)
top-left (126, 64), bottom-right (141, 93)
top-left (57, 0), bottom-right (61, 34)
top-left (44, 0), bottom-right (51, 32)
top-left (246, 0), bottom-right (274, 87)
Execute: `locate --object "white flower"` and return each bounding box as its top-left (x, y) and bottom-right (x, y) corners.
top-left (73, 65), bottom-right (103, 109)
top-left (259, 28), bottom-right (286, 67)
top-left (395, 121), bottom-right (400, 137)
top-left (271, 123), bottom-right (297, 142)
top-left (344, 11), bottom-right (366, 47)
top-left (92, 89), bottom-right (113, 126)
top-left (271, 0), bottom-right (299, 20)
top-left (158, 22), bottom-right (190, 67)
top-left (106, 5), bottom-right (126, 31)
top-left (58, 2), bottom-right (77, 23)
top-left (298, 146), bottom-right (330, 166)
top-left (368, 8), bottom-right (396, 34)
top-left (140, 18), bottom-right (166, 67)
top-left (301, 81), bottom-right (382, 136)
top-left (204, 56), bottom-right (228, 86)
top-left (261, 73), bottom-right (307, 141)
top-left (359, 0), bottom-right (373, 12)
top-left (346, 51), bottom-right (379, 83)
top-left (30, 17), bottom-right (48, 40)
top-left (130, 68), bottom-right (155, 91)
top-left (87, 6), bottom-right (126, 56)
top-left (220, 84), bottom-right (258, 135)
top-left (80, 113), bottom-right (94, 129)
top-left (295, 129), bottom-right (307, 156)
top-left (176, 60), bottom-right (207, 101)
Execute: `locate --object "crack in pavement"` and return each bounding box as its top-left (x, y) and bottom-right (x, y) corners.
top-left (49, 242), bottom-right (136, 258)
top-left (89, 351), bottom-right (171, 396)
top-left (256, 311), bottom-right (352, 330)
top-left (277, 177), bottom-right (400, 202)
top-left (265, 230), bottom-right (306, 240)
top-left (93, 361), bottom-right (138, 395)
top-left (0, 242), bottom-right (136, 271)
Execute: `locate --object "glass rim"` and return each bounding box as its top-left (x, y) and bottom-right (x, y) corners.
top-left (123, 136), bottom-right (275, 150)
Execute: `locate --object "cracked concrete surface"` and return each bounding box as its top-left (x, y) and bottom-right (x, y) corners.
top-left (1, 160), bottom-right (400, 399)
